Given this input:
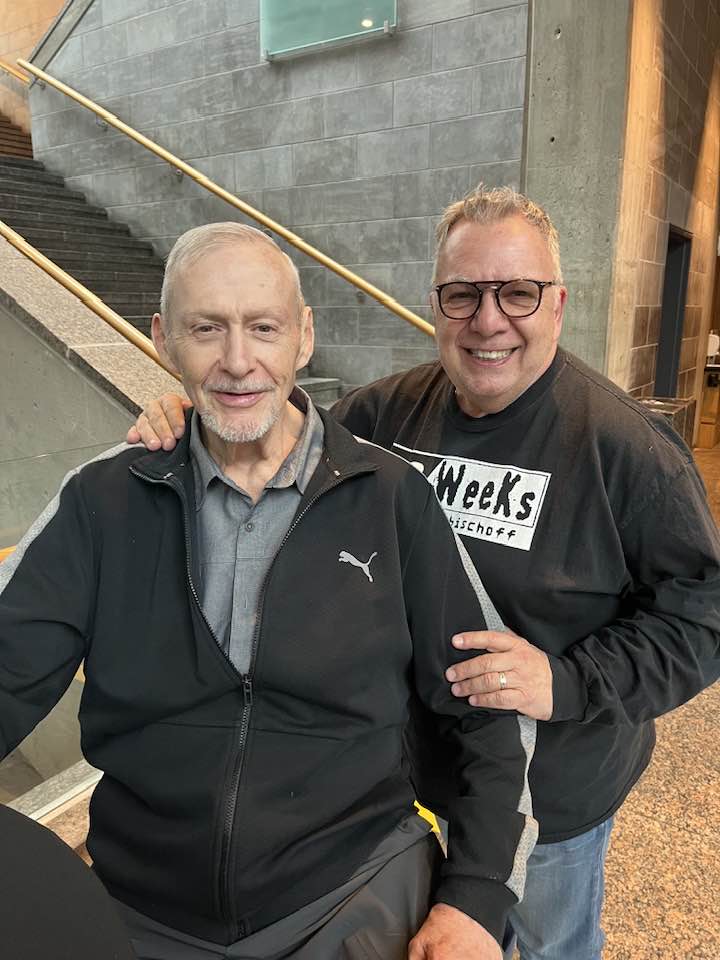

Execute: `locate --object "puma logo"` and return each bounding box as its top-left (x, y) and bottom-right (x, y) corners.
top-left (338, 550), bottom-right (378, 583)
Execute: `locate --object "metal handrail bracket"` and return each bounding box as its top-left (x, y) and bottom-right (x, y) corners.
top-left (16, 58), bottom-right (434, 339)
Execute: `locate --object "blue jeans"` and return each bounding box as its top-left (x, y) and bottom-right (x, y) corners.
top-left (503, 817), bottom-right (615, 960)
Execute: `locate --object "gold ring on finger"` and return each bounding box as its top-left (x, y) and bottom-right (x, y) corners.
top-left (498, 671), bottom-right (508, 690)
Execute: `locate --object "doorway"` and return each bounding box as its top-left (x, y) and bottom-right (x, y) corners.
top-left (654, 227), bottom-right (692, 397)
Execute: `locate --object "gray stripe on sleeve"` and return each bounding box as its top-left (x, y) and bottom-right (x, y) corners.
top-left (453, 532), bottom-right (538, 902)
top-left (0, 442), bottom-right (133, 595)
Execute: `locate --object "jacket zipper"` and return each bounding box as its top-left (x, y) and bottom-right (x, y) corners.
top-left (218, 468), bottom-right (343, 937)
top-left (130, 459), bottom-right (350, 938)
top-left (130, 465), bottom-right (251, 935)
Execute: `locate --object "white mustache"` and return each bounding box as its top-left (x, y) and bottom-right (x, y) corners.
top-left (206, 379), bottom-right (274, 395)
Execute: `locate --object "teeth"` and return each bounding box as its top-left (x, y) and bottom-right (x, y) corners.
top-left (468, 349), bottom-right (514, 360)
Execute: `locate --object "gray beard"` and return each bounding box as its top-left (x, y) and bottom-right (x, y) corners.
top-left (199, 400), bottom-right (281, 444)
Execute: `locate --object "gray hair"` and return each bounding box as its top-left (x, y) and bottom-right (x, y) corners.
top-left (433, 184), bottom-right (563, 282)
top-left (159, 222), bottom-right (304, 324)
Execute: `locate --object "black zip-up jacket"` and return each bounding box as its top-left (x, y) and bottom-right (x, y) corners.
top-left (0, 408), bottom-right (536, 946)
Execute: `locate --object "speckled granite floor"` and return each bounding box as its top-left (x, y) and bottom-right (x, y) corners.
top-left (601, 443), bottom-right (720, 960)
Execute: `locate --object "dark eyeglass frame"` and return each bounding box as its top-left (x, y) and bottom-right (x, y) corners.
top-left (433, 278), bottom-right (557, 320)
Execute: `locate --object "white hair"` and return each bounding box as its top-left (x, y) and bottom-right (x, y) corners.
top-left (159, 222), bottom-right (304, 325)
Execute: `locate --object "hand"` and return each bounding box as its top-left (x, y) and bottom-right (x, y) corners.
top-left (126, 394), bottom-right (191, 450)
top-left (408, 904), bottom-right (501, 959)
top-left (446, 630), bottom-right (553, 721)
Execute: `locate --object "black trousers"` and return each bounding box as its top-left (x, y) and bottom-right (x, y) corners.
top-left (118, 815), bottom-right (441, 960)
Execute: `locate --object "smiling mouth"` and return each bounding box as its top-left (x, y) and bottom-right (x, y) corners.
top-left (209, 387), bottom-right (273, 407)
top-left (465, 348), bottom-right (517, 361)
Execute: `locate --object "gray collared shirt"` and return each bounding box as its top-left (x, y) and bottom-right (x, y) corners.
top-left (189, 390), bottom-right (324, 674)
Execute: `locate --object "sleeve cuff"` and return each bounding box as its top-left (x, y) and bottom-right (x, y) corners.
top-left (549, 654), bottom-right (588, 722)
top-left (434, 877), bottom-right (517, 946)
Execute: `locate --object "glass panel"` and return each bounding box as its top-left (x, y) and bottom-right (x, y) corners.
top-left (260, 0), bottom-right (397, 58)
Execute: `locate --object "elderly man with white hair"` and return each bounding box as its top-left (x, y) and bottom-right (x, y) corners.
top-left (0, 223), bottom-right (537, 960)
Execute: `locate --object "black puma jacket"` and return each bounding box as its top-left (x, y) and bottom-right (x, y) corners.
top-left (0, 407), bottom-right (536, 945)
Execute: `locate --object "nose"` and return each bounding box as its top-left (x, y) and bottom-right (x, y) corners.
top-left (221, 327), bottom-right (255, 378)
top-left (467, 289), bottom-right (511, 336)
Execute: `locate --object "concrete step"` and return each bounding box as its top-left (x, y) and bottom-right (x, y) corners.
top-left (0, 162), bottom-right (63, 185)
top-left (298, 376), bottom-right (342, 407)
top-left (124, 315), bottom-right (151, 335)
top-left (76, 276), bottom-right (163, 295)
top-left (0, 124), bottom-right (31, 136)
top-left (0, 156), bottom-right (42, 169)
top-left (108, 309), bottom-right (155, 326)
top-left (1, 210), bottom-right (121, 231)
top-left (99, 287), bottom-right (160, 302)
top-left (0, 192), bottom-right (104, 214)
top-left (2, 217), bottom-right (132, 240)
top-left (0, 177), bottom-right (85, 200)
top-left (0, 145), bottom-right (33, 158)
top-left (101, 295), bottom-right (160, 315)
top-left (19, 227), bottom-right (155, 254)
top-left (39, 248), bottom-right (159, 269)
top-left (0, 134), bottom-right (32, 148)
top-left (72, 266), bottom-right (165, 284)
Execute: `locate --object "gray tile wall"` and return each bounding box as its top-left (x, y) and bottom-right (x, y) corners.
top-left (29, 0), bottom-right (528, 387)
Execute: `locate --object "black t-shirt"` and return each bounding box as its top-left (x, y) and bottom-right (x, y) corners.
top-left (332, 348), bottom-right (720, 841)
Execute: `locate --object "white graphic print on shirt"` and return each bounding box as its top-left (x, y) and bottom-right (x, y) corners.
top-left (393, 443), bottom-right (551, 551)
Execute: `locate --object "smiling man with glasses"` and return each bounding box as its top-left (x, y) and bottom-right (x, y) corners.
top-left (130, 185), bottom-right (720, 960)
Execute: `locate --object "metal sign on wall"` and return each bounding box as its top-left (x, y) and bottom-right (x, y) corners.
top-left (260, 0), bottom-right (397, 59)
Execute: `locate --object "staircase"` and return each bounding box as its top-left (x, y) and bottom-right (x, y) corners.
top-left (0, 124), bottom-right (341, 404)
top-left (0, 113), bottom-right (33, 159)
top-left (0, 155), bottom-right (164, 338)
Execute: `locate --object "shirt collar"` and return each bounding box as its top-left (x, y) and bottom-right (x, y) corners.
top-left (189, 388), bottom-right (324, 509)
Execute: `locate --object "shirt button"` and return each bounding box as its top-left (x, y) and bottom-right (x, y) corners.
top-left (245, 522), bottom-right (254, 532)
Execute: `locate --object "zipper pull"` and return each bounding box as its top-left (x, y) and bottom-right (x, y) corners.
top-left (243, 678), bottom-right (253, 707)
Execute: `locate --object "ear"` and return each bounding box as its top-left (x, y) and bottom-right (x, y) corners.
top-left (552, 286), bottom-right (568, 340)
top-left (296, 306), bottom-right (315, 371)
top-left (429, 287), bottom-right (442, 324)
top-left (151, 313), bottom-right (180, 375)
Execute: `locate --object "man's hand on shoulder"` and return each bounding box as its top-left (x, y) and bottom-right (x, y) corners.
top-left (408, 904), bottom-right (501, 959)
top-left (126, 394), bottom-right (191, 450)
top-left (446, 629), bottom-right (554, 721)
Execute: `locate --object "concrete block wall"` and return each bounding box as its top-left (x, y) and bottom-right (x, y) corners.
top-left (523, 0), bottom-right (633, 375)
top-left (606, 0), bottom-right (720, 409)
top-left (29, 0), bottom-right (528, 388)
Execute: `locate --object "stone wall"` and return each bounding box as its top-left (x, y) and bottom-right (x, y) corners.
top-left (523, 0), bottom-right (633, 373)
top-left (606, 0), bottom-right (720, 413)
top-left (0, 0), bottom-right (64, 129)
top-left (0, 234), bottom-right (180, 548)
top-left (28, 0), bottom-right (529, 387)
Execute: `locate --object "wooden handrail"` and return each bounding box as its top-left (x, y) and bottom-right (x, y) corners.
top-left (16, 58), bottom-right (435, 339)
top-left (0, 59), bottom-right (30, 84)
top-left (0, 219), bottom-right (180, 380)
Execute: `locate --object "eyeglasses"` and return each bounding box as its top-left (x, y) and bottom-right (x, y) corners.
top-left (433, 279), bottom-right (557, 320)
